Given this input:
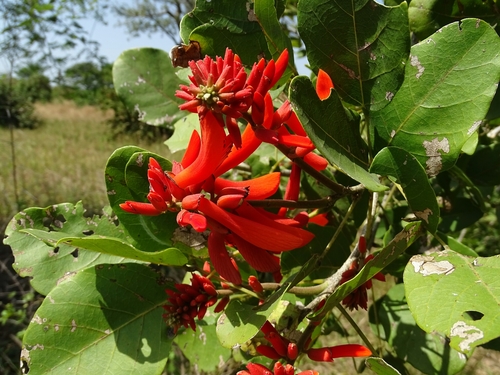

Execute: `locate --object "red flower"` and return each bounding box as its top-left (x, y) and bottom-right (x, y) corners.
top-left (176, 48), bottom-right (289, 147)
top-left (339, 236), bottom-right (386, 310)
top-left (237, 362), bottom-right (319, 375)
top-left (307, 344), bottom-right (372, 362)
top-left (163, 273), bottom-right (227, 334)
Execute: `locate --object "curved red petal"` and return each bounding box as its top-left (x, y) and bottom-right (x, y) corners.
top-left (230, 234), bottom-right (280, 272)
top-left (214, 124), bottom-right (262, 176)
top-left (329, 344), bottom-right (372, 358)
top-left (316, 69), bottom-right (334, 100)
top-left (214, 172), bottom-right (280, 200)
top-left (120, 201), bottom-right (161, 216)
top-left (180, 130), bottom-right (201, 168)
top-left (199, 198), bottom-right (314, 252)
top-left (207, 232), bottom-right (242, 285)
top-left (174, 111), bottom-right (231, 188)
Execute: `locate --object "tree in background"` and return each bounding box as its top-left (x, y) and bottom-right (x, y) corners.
top-left (112, 0), bottom-right (195, 44)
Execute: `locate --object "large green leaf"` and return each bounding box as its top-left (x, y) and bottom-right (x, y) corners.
top-left (372, 19), bottom-right (500, 176)
top-left (175, 320), bottom-right (231, 372)
top-left (370, 284), bottom-right (467, 375)
top-left (298, 0), bottom-right (410, 111)
top-left (105, 146), bottom-right (180, 252)
top-left (21, 263), bottom-right (172, 375)
top-left (289, 76), bottom-right (387, 192)
top-left (365, 358), bottom-right (402, 375)
top-left (371, 147), bottom-right (439, 233)
top-left (180, 0), bottom-right (271, 65)
top-left (3, 203), bottom-right (139, 296)
top-left (20, 229), bottom-right (187, 267)
top-left (409, 0), bottom-right (500, 40)
top-left (404, 251), bottom-right (500, 354)
top-left (113, 48), bottom-right (185, 126)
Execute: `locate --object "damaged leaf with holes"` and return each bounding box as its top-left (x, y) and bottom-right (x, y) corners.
top-left (405, 251), bottom-right (500, 354)
top-left (3, 202), bottom-right (141, 296)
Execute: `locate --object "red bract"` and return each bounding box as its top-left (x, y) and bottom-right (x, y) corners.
top-left (237, 362), bottom-right (319, 375)
top-left (307, 344), bottom-right (372, 362)
top-left (163, 273), bottom-right (226, 334)
top-left (176, 48), bottom-right (289, 148)
top-left (316, 69), bottom-right (334, 101)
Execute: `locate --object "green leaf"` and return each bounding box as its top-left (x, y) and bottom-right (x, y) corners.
top-left (20, 229), bottom-right (187, 267)
top-left (371, 147), bottom-right (439, 233)
top-left (3, 203), bottom-right (139, 296)
top-left (289, 76), bottom-right (387, 192)
top-left (365, 357), bottom-right (402, 375)
top-left (435, 232), bottom-right (479, 257)
top-left (164, 113), bottom-right (200, 154)
top-left (405, 250), bottom-right (500, 354)
top-left (408, 0), bottom-right (500, 40)
top-left (312, 222), bottom-right (424, 318)
top-left (21, 263), bottom-right (172, 375)
top-left (180, 0), bottom-right (271, 65)
top-left (175, 321), bottom-right (231, 372)
top-left (113, 48), bottom-right (185, 126)
top-left (369, 284), bottom-right (467, 374)
top-left (298, 0), bottom-right (410, 111)
top-left (105, 146), bottom-right (180, 252)
top-left (372, 19), bottom-right (500, 176)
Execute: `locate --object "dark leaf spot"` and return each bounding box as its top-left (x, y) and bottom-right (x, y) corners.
top-left (82, 230), bottom-right (94, 236)
top-left (71, 249), bottom-right (79, 258)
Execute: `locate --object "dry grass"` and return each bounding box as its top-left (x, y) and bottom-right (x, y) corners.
top-left (0, 101), bottom-right (168, 232)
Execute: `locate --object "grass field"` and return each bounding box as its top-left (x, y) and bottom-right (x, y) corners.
top-left (0, 101), bottom-right (168, 233)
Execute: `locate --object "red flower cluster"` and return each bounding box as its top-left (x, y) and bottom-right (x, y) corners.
top-left (163, 273), bottom-right (228, 334)
top-left (256, 320), bottom-right (371, 363)
top-left (121, 48), bottom-right (327, 289)
top-left (339, 237), bottom-right (386, 310)
top-left (238, 362), bottom-right (318, 375)
top-left (120, 109), bottom-right (314, 285)
top-left (176, 48), bottom-right (288, 148)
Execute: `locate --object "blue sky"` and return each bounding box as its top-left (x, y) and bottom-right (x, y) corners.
top-left (79, 16), bottom-right (176, 64)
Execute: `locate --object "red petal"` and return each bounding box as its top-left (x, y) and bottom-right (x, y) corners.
top-left (316, 69), bottom-right (334, 100)
top-left (214, 172), bottom-right (280, 200)
top-left (174, 111), bottom-right (231, 189)
top-left (256, 344), bottom-right (281, 360)
top-left (230, 234), bottom-right (280, 272)
top-left (199, 198), bottom-right (314, 252)
top-left (307, 347), bottom-right (334, 362)
top-left (329, 344), bottom-right (372, 358)
top-left (303, 152), bottom-right (328, 171)
top-left (285, 111), bottom-right (307, 137)
top-left (245, 363), bottom-right (274, 375)
top-left (119, 201), bottom-right (161, 216)
top-left (181, 130), bottom-right (201, 168)
top-left (214, 124), bottom-right (262, 176)
top-left (309, 213), bottom-right (329, 226)
top-left (270, 49), bottom-right (289, 88)
top-left (207, 232), bottom-right (242, 285)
